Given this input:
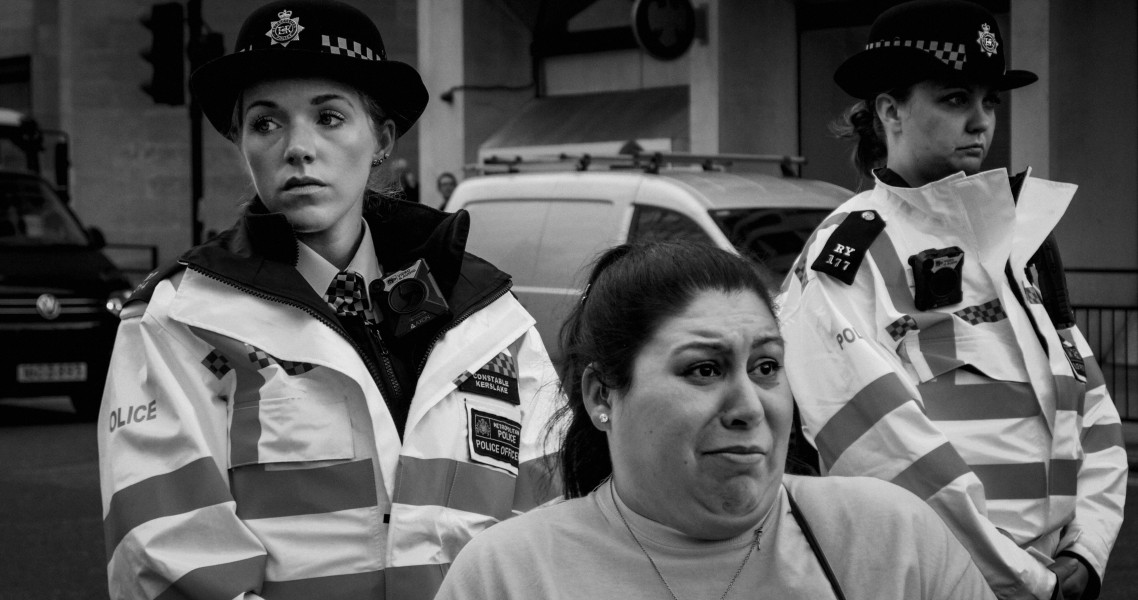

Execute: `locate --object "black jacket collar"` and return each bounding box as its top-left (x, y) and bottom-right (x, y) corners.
top-left (177, 196), bottom-right (510, 326)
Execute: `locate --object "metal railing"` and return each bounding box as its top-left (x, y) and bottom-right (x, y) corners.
top-left (1075, 305), bottom-right (1138, 420)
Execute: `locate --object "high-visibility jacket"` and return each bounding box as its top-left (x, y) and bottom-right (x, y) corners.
top-left (98, 201), bottom-right (563, 600)
top-left (777, 169), bottom-right (1127, 600)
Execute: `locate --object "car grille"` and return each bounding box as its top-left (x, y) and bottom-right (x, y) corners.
top-left (0, 296), bottom-right (106, 330)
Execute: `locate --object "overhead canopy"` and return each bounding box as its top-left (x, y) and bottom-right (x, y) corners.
top-left (478, 86), bottom-right (689, 162)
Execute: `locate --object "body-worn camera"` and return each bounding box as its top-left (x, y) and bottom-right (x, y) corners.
top-left (374, 259), bottom-right (450, 337)
top-left (908, 247), bottom-right (965, 311)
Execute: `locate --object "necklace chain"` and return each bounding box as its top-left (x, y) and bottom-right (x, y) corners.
top-left (609, 479), bottom-right (761, 600)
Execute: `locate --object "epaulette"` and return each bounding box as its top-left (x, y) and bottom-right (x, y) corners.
top-left (124, 260), bottom-right (186, 306)
top-left (810, 210), bottom-right (885, 285)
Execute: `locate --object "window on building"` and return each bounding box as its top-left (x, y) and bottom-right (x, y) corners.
top-left (0, 56), bottom-right (32, 114)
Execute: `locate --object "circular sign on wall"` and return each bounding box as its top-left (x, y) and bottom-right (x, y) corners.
top-left (631, 0), bottom-right (697, 61)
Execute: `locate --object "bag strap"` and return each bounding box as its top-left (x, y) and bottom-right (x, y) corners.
top-left (785, 487), bottom-right (848, 600)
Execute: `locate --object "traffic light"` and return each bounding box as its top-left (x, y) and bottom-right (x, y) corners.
top-left (140, 2), bottom-right (185, 105)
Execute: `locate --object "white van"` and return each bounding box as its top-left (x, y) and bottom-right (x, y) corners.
top-left (446, 162), bottom-right (850, 361)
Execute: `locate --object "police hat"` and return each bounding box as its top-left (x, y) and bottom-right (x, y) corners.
top-left (190, 0), bottom-right (427, 138)
top-left (834, 0), bottom-right (1037, 99)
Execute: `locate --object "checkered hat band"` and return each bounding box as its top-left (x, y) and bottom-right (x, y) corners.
top-left (867, 39), bottom-right (967, 71)
top-left (237, 39), bottom-right (385, 61)
top-left (321, 35), bottom-right (384, 60)
top-left (326, 271), bottom-right (370, 316)
top-left (484, 351), bottom-right (518, 379)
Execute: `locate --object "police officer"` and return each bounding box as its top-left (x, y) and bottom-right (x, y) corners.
top-left (778, 2), bottom-right (1127, 599)
top-left (98, 2), bottom-right (562, 599)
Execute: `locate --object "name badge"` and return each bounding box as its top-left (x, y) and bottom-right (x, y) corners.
top-left (457, 350), bottom-right (520, 404)
top-left (1060, 338), bottom-right (1087, 383)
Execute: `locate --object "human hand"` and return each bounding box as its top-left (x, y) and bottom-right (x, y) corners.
top-left (1048, 556), bottom-right (1088, 600)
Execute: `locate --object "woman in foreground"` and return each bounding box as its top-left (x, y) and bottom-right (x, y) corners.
top-left (436, 241), bottom-right (994, 600)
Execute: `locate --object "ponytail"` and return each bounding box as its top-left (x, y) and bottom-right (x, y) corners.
top-left (830, 87), bottom-right (913, 180)
top-left (830, 100), bottom-right (887, 180)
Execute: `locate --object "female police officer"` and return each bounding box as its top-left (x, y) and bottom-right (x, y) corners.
top-left (777, 2), bottom-right (1127, 599)
top-left (97, 2), bottom-right (561, 599)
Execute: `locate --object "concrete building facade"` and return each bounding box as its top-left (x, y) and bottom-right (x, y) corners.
top-left (1, 0), bottom-right (1134, 312)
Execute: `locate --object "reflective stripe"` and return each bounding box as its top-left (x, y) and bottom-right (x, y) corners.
top-left (891, 441), bottom-right (971, 500)
top-left (155, 556), bottom-right (266, 600)
top-left (815, 372), bottom-right (912, 467)
top-left (231, 367), bottom-right (266, 466)
top-left (1054, 375), bottom-right (1085, 415)
top-left (1082, 422), bottom-right (1124, 454)
top-left (972, 462), bottom-right (1047, 500)
top-left (920, 377), bottom-right (1041, 421)
top-left (385, 563), bottom-right (448, 600)
top-left (867, 230), bottom-right (917, 313)
top-left (260, 570), bottom-right (384, 600)
top-left (393, 456), bottom-right (515, 521)
top-left (513, 455), bottom-right (562, 513)
top-left (232, 459), bottom-right (378, 520)
top-left (1049, 458), bottom-right (1081, 496)
top-left (104, 457), bottom-right (231, 560)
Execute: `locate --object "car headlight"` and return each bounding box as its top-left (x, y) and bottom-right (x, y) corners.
top-left (105, 289), bottom-right (132, 316)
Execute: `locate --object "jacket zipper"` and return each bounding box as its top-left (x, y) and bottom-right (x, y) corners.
top-left (183, 263), bottom-right (389, 392)
top-left (364, 322), bottom-right (403, 402)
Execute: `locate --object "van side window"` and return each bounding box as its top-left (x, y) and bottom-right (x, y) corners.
top-left (629, 205), bottom-right (714, 245)
top-left (462, 199), bottom-right (617, 288)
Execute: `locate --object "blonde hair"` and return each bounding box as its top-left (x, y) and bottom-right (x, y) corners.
top-left (227, 80), bottom-right (402, 205)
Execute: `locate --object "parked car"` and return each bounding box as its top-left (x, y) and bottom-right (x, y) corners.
top-left (445, 160), bottom-right (850, 362)
top-left (0, 112), bottom-right (131, 419)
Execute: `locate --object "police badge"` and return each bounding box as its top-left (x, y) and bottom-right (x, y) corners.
top-left (266, 9), bottom-right (304, 47)
top-left (976, 23), bottom-right (998, 57)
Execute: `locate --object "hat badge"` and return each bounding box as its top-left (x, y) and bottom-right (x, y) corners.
top-left (976, 23), bottom-right (998, 57)
top-left (266, 9), bottom-right (304, 47)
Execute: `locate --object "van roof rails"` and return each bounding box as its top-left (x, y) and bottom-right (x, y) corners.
top-left (470, 151), bottom-right (807, 177)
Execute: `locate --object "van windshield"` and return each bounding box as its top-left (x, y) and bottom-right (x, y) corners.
top-left (709, 207), bottom-right (833, 276)
top-left (0, 173), bottom-right (88, 246)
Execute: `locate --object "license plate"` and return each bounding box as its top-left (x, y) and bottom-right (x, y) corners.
top-left (16, 362), bottom-right (88, 383)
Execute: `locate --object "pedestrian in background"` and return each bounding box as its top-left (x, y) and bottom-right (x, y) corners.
top-left (437, 171), bottom-right (458, 210)
top-left (778, 1), bottom-right (1127, 599)
top-left (394, 157), bottom-right (420, 203)
top-left (97, 1), bottom-right (561, 599)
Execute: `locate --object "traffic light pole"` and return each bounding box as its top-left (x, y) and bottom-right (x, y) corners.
top-left (188, 0), bottom-right (204, 246)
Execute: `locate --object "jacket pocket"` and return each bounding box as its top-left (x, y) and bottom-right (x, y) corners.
top-left (229, 395), bottom-right (355, 468)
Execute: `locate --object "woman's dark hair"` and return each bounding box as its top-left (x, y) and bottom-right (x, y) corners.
top-left (830, 86), bottom-right (914, 179)
top-left (552, 241), bottom-right (773, 498)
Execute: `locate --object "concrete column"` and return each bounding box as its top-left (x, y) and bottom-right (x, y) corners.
top-left (1009, 0), bottom-right (1050, 178)
top-left (690, 0), bottom-right (797, 161)
top-left (689, 0), bottom-right (719, 154)
top-left (417, 0), bottom-right (465, 208)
